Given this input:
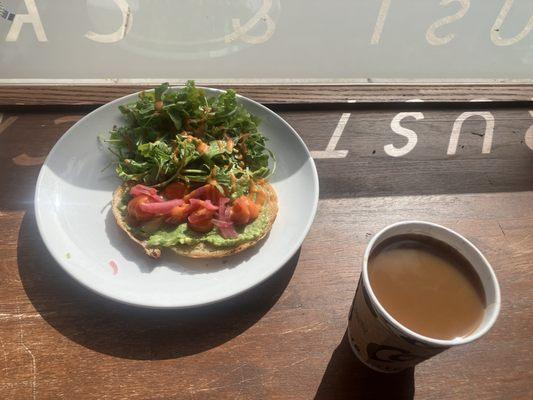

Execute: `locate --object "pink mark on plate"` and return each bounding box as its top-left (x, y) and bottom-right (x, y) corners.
top-left (108, 260), bottom-right (119, 275)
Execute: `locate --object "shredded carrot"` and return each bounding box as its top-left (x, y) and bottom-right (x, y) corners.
top-left (230, 173), bottom-right (237, 193)
top-left (240, 133), bottom-right (250, 156)
top-left (197, 141), bottom-right (209, 154)
top-left (254, 188), bottom-right (266, 206)
top-left (226, 136), bottom-right (234, 152)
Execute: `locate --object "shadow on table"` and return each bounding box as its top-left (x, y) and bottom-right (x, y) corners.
top-left (17, 210), bottom-right (299, 360)
top-left (314, 332), bottom-right (414, 400)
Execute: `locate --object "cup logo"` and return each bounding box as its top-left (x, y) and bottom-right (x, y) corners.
top-left (367, 343), bottom-right (424, 363)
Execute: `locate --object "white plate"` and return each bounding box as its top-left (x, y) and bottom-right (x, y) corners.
top-left (35, 87), bottom-right (319, 308)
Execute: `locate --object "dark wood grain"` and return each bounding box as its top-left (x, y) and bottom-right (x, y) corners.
top-left (280, 108), bottom-right (533, 197)
top-left (0, 105), bottom-right (532, 399)
top-left (1, 84), bottom-right (533, 106)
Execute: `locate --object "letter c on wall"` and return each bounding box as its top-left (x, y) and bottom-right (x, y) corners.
top-left (85, 0), bottom-right (133, 43)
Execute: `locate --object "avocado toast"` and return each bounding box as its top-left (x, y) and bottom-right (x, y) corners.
top-left (106, 81), bottom-right (278, 258)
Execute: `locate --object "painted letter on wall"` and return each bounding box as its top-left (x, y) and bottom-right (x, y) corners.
top-left (491, 0), bottom-right (533, 46)
top-left (371, 0), bottom-right (392, 44)
top-left (426, 0), bottom-right (470, 46)
top-left (5, 0), bottom-right (47, 42)
top-left (85, 0), bottom-right (133, 43)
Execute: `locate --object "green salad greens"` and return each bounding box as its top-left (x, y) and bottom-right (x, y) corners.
top-left (106, 81), bottom-right (274, 198)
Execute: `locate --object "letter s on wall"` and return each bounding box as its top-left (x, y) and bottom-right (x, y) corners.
top-left (426, 0), bottom-right (470, 46)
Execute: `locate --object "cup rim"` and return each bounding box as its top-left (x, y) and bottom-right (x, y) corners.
top-left (362, 220), bottom-right (501, 347)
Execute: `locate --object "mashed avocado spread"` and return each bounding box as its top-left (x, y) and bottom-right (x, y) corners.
top-left (145, 205), bottom-right (269, 248)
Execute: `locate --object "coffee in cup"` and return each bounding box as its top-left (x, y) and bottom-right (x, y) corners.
top-left (348, 221), bottom-right (500, 373)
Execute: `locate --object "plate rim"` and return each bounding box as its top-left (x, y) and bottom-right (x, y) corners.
top-left (34, 85), bottom-right (319, 308)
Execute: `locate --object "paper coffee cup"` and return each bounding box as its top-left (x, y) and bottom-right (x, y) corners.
top-left (347, 221), bottom-right (501, 373)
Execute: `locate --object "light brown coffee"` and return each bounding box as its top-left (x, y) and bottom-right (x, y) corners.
top-left (368, 234), bottom-right (486, 340)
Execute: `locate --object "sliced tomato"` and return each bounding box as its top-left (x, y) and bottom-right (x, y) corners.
top-left (127, 195), bottom-right (153, 222)
top-left (166, 204), bottom-right (192, 224)
top-left (187, 206), bottom-right (215, 233)
top-left (164, 182), bottom-right (188, 199)
top-left (188, 207), bottom-right (215, 224)
top-left (231, 196), bottom-right (251, 225)
top-left (188, 218), bottom-right (214, 233)
top-left (247, 198), bottom-right (261, 220)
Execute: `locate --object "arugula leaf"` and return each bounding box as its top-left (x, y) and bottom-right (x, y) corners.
top-left (203, 140), bottom-right (230, 162)
top-left (166, 105), bottom-right (183, 131)
top-left (104, 81), bottom-right (275, 194)
top-left (231, 175), bottom-right (250, 199)
top-left (154, 82), bottom-right (169, 101)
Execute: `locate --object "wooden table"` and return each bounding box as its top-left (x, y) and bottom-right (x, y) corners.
top-left (1, 86), bottom-right (532, 399)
